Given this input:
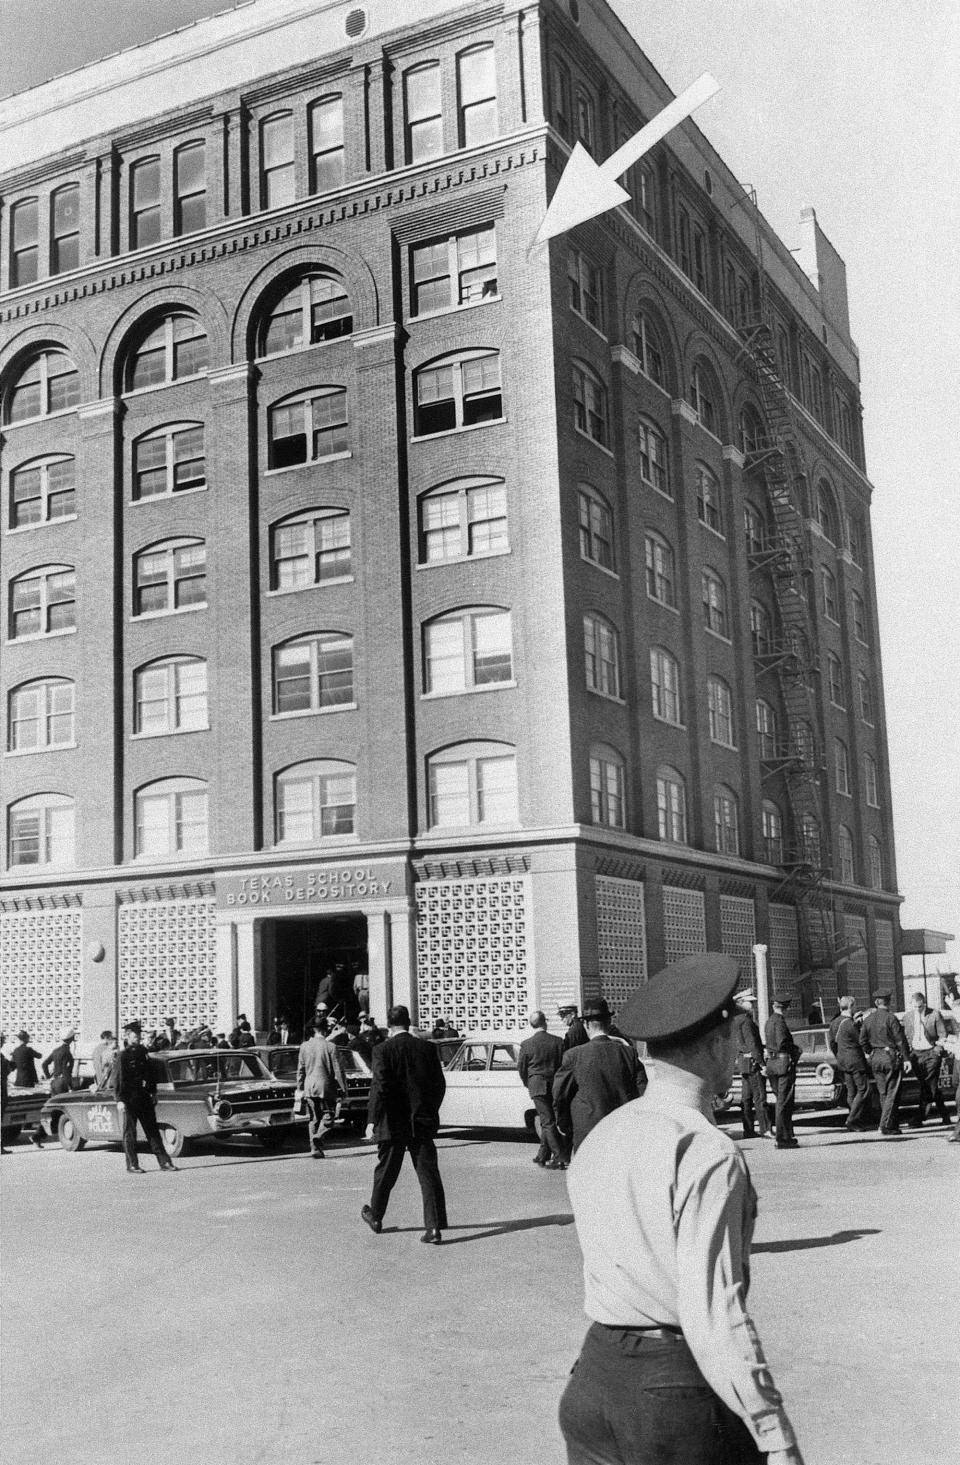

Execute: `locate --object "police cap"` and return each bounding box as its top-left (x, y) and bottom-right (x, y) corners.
top-left (618, 954), bottom-right (740, 1043)
top-left (123, 1020), bottom-right (142, 1035)
top-left (871, 992), bottom-right (891, 1004)
top-left (733, 990), bottom-right (756, 1005)
top-left (556, 1002), bottom-right (578, 1015)
top-left (772, 991), bottom-right (794, 1005)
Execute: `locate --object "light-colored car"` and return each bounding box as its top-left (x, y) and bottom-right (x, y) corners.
top-left (438, 1033), bottom-right (538, 1135)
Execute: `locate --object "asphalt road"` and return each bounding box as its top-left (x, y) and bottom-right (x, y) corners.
top-left (1, 1108), bottom-right (956, 1465)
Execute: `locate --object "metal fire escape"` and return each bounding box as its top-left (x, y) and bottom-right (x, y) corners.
top-left (734, 189), bottom-right (847, 994)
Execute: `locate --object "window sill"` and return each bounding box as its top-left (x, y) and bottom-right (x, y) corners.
top-left (6, 626), bottom-right (77, 646)
top-left (426, 819), bottom-right (522, 836)
top-left (709, 738), bottom-right (738, 752)
top-left (7, 861), bottom-right (75, 873)
top-left (651, 714), bottom-right (686, 730)
top-left (130, 605), bottom-right (207, 623)
top-left (270, 703), bottom-right (358, 721)
top-left (580, 555), bottom-right (619, 580)
top-left (6, 514), bottom-right (79, 536)
top-left (586, 688), bottom-right (626, 705)
top-left (412, 418), bottom-right (506, 444)
top-left (132, 850), bottom-right (210, 864)
top-left (130, 485), bottom-right (208, 506)
top-left (647, 596), bottom-right (680, 616)
top-left (411, 294), bottom-right (502, 323)
top-left (123, 374), bottom-right (209, 401)
top-left (2, 405), bottom-right (79, 431)
top-left (417, 549), bottom-right (510, 571)
top-left (642, 479), bottom-right (673, 501)
top-left (131, 726), bottom-right (210, 741)
top-left (835, 788), bottom-right (852, 799)
top-left (255, 334), bottom-right (356, 366)
top-left (570, 310), bottom-right (608, 343)
top-left (704, 628), bottom-right (732, 645)
top-left (421, 680), bottom-right (517, 700)
top-left (573, 427), bottom-right (614, 458)
top-left (264, 451), bottom-right (353, 476)
top-left (266, 576), bottom-right (355, 597)
top-left (610, 347), bottom-right (672, 401)
top-left (274, 833), bottom-right (360, 851)
top-left (5, 742), bottom-right (77, 757)
top-left (697, 519), bottom-right (726, 541)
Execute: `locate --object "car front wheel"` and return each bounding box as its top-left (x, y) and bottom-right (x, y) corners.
top-left (160, 1125), bottom-right (187, 1159)
top-left (57, 1112), bottom-right (86, 1152)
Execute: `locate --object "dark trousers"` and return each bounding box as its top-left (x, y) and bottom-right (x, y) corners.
top-left (559, 1323), bottom-right (763, 1465)
top-left (840, 1066), bottom-right (871, 1127)
top-left (121, 1093), bottom-right (169, 1169)
top-left (869, 1053), bottom-right (903, 1130)
top-left (910, 1049), bottom-right (949, 1122)
top-left (770, 1069), bottom-right (796, 1142)
top-left (305, 1096), bottom-right (336, 1152)
top-left (952, 1063), bottom-right (960, 1139)
top-left (369, 1135), bottom-right (447, 1231)
top-left (738, 1069), bottom-right (769, 1136)
top-left (532, 1093), bottom-right (564, 1161)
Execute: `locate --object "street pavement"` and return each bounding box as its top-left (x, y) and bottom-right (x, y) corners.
top-left (1, 1108), bottom-right (956, 1465)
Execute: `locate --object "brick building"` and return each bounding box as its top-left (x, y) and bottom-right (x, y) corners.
top-left (0, 0), bottom-right (901, 1045)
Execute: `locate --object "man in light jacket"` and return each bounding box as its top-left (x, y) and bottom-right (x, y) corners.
top-left (902, 991), bottom-right (949, 1127)
top-left (296, 1016), bottom-right (344, 1159)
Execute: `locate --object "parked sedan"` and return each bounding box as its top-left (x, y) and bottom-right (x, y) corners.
top-left (255, 1042), bottom-right (372, 1129)
top-left (40, 1048), bottom-right (306, 1157)
top-left (438, 1034), bottom-right (538, 1135)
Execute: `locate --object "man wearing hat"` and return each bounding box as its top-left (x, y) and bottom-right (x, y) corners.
top-left (763, 992), bottom-right (801, 1148)
top-left (732, 992), bottom-right (770, 1139)
top-left (828, 997), bottom-right (872, 1131)
top-left (552, 998), bottom-right (644, 1157)
top-left (41, 1027), bottom-right (77, 1095)
top-left (10, 1031), bottom-right (43, 1089)
top-left (110, 1022), bottom-right (177, 1173)
top-left (859, 993), bottom-right (910, 1135)
top-left (558, 954), bottom-right (803, 1465)
top-left (558, 1003), bottom-right (588, 1053)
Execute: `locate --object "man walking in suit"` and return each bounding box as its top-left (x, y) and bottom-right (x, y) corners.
top-left (902, 991), bottom-right (950, 1127)
top-left (296, 1015), bottom-right (345, 1158)
top-left (518, 1011), bottom-right (565, 1169)
top-left (732, 992), bottom-right (770, 1138)
top-left (828, 996), bottom-right (872, 1131)
top-left (764, 993), bottom-right (801, 1149)
top-left (362, 1005), bottom-right (448, 1245)
top-left (860, 993), bottom-right (911, 1135)
top-left (553, 998), bottom-right (645, 1156)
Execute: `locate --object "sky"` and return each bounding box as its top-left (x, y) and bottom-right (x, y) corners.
top-left (1, 0), bottom-right (957, 970)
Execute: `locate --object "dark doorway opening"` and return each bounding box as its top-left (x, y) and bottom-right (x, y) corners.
top-left (268, 914), bottom-right (368, 1038)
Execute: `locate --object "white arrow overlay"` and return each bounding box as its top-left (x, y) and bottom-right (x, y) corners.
top-left (534, 72), bottom-right (720, 246)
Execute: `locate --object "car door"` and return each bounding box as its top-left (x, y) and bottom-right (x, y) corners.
top-left (478, 1044), bottom-right (526, 1128)
top-left (439, 1042), bottom-right (486, 1128)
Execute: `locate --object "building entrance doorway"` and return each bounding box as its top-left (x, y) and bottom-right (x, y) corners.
top-left (264, 914), bottom-right (368, 1038)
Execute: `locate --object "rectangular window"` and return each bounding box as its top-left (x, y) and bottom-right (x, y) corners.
top-left (429, 761), bottom-right (471, 827)
top-left (575, 90), bottom-right (596, 152)
top-left (12, 199), bottom-right (39, 286)
top-left (828, 656), bottom-right (845, 708)
top-left (638, 163), bottom-right (656, 236)
top-left (835, 740), bottom-right (850, 796)
top-left (405, 64), bottom-right (443, 163)
top-left (51, 186), bottom-right (80, 274)
top-left (131, 159), bottom-right (161, 248)
top-left (458, 46), bottom-right (497, 147)
top-left (572, 366), bottom-right (608, 446)
top-left (590, 756), bottom-right (624, 828)
top-left (693, 227), bottom-right (708, 293)
top-left (657, 776), bottom-right (686, 843)
top-left (477, 756), bottom-right (517, 823)
top-left (275, 644), bottom-right (312, 713)
top-left (261, 115), bottom-right (295, 209)
top-left (411, 226), bottom-right (497, 314)
top-left (175, 143), bottom-right (206, 234)
top-left (568, 247), bottom-right (603, 330)
top-left (651, 651), bottom-right (681, 724)
top-left (552, 60), bottom-right (572, 140)
top-left (310, 96), bottom-right (345, 193)
top-left (278, 779), bottom-right (314, 843)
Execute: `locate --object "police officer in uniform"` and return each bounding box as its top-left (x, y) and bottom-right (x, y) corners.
top-left (110, 1021), bottom-right (177, 1173)
top-left (828, 996), bottom-right (872, 1131)
top-left (559, 954), bottom-right (803, 1465)
top-left (859, 993), bottom-right (910, 1135)
top-left (732, 992), bottom-right (770, 1139)
top-left (764, 993), bottom-right (801, 1149)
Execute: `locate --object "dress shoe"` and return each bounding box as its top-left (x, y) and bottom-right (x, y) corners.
top-left (126, 1166), bottom-right (143, 1174)
top-left (774, 1140), bottom-right (799, 1149)
top-left (361, 1205), bottom-right (382, 1234)
top-left (420, 1228), bottom-right (442, 1245)
top-left (545, 1157), bottom-right (567, 1170)
top-left (532, 1155), bottom-right (547, 1166)
top-left (311, 1149), bottom-right (326, 1159)
top-left (160, 1163), bottom-right (178, 1172)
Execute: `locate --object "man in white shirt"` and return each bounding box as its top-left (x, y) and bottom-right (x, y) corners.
top-left (559, 953), bottom-right (803, 1465)
top-left (902, 991), bottom-right (949, 1127)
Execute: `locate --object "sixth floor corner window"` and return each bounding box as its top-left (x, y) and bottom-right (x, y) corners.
top-left (590, 746), bottom-right (625, 828)
top-left (135, 778), bottom-right (208, 859)
top-left (133, 424), bottom-right (205, 499)
top-left (269, 387), bottom-right (348, 467)
top-left (424, 608), bottom-right (513, 694)
top-left (414, 351), bottom-right (502, 435)
top-left (583, 613), bottom-right (620, 698)
top-left (868, 836), bottom-right (883, 890)
top-left (10, 565), bottom-right (75, 638)
top-left (405, 62), bottom-right (443, 163)
top-left (134, 657), bottom-right (208, 736)
top-left (572, 361), bottom-right (609, 447)
top-left (568, 246), bottom-right (603, 330)
top-left (420, 478), bottom-right (507, 563)
top-left (9, 678), bottom-right (75, 751)
top-left (277, 760), bottom-right (356, 842)
top-left (10, 456), bottom-right (76, 528)
top-left (271, 509), bottom-right (351, 589)
top-left (457, 45), bottom-right (497, 147)
top-left (427, 742), bottom-right (517, 828)
top-left (578, 485), bottom-right (614, 571)
top-left (134, 540), bottom-right (206, 615)
top-left (273, 633), bottom-right (354, 714)
top-left (411, 226), bottom-right (498, 314)
top-left (8, 793), bottom-right (74, 868)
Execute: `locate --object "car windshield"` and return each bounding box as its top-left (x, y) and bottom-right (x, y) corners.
top-left (166, 1053), bottom-right (270, 1084)
top-left (266, 1049), bottom-right (299, 1079)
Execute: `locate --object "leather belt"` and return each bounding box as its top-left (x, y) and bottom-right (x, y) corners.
top-left (597, 1323), bottom-right (683, 1341)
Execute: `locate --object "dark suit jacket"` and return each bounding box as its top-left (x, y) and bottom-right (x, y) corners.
top-left (517, 1029), bottom-right (564, 1098)
top-left (828, 1014), bottom-right (868, 1071)
top-left (552, 1035), bottom-right (644, 1150)
top-left (860, 1008), bottom-right (910, 1061)
top-left (367, 1031), bottom-right (446, 1141)
top-left (562, 1018), bottom-right (589, 1053)
top-left (110, 1044), bottom-right (158, 1103)
top-left (764, 1014), bottom-right (801, 1063)
top-left (733, 1011), bottom-right (764, 1069)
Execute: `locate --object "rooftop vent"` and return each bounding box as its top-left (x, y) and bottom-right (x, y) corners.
top-left (345, 7), bottom-right (367, 39)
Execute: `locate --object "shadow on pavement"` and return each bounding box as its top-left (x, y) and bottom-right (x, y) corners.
top-left (382, 1212), bottom-right (574, 1245)
top-left (753, 1228), bottom-right (881, 1254)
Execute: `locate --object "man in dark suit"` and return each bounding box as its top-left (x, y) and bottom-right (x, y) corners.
top-left (860, 993), bottom-right (910, 1135)
top-left (558, 1003), bottom-right (589, 1053)
top-left (764, 993), bottom-right (802, 1149)
top-left (828, 995), bottom-right (872, 1131)
top-left (362, 1004), bottom-right (448, 1245)
top-left (553, 998), bottom-right (645, 1155)
top-left (111, 1021), bottom-right (176, 1174)
top-left (518, 1010), bottom-right (565, 1169)
top-left (732, 992), bottom-right (770, 1138)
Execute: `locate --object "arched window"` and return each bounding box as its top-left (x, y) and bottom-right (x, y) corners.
top-left (852, 591), bottom-right (869, 644)
top-left (273, 633), bottom-right (354, 714)
top-left (858, 672), bottom-right (874, 725)
top-left (589, 744), bottom-right (625, 828)
top-left (761, 800), bottom-right (783, 863)
top-left (133, 539), bottom-right (206, 615)
top-left (405, 63), bottom-right (443, 163)
top-left (458, 45), bottom-right (497, 147)
top-left (8, 793), bottom-right (74, 868)
top-left (738, 405), bottom-right (763, 457)
top-left (838, 824), bottom-right (855, 883)
top-left (174, 142), bottom-right (206, 234)
top-left (577, 485), bottom-right (614, 571)
top-left (414, 350), bottom-right (502, 435)
top-left (638, 418), bottom-right (669, 494)
top-left (583, 613), bottom-right (620, 698)
top-left (420, 478), bottom-right (507, 563)
top-left (750, 600), bottom-right (774, 657)
top-left (835, 738), bottom-right (851, 795)
top-left (309, 97), bottom-right (345, 193)
top-left (688, 361), bottom-right (719, 435)
top-left (630, 312), bottom-right (665, 387)
top-left (755, 698), bottom-right (778, 759)
top-left (126, 313), bottom-right (208, 391)
top-left (134, 657), bottom-right (208, 736)
top-left (821, 566), bottom-right (838, 621)
top-left (826, 652), bottom-right (845, 708)
top-left (650, 647), bottom-right (682, 725)
top-left (713, 785), bottom-right (740, 856)
top-left (707, 675), bottom-right (735, 747)
top-left (572, 360), bottom-right (609, 446)
top-left (743, 501), bottom-right (767, 556)
top-left (260, 113), bottom-right (295, 208)
top-left (864, 755), bottom-right (880, 808)
top-left (135, 777), bottom-right (208, 859)
top-left (816, 481), bottom-right (838, 542)
top-left (259, 274), bottom-right (353, 356)
top-left (271, 508), bottom-right (351, 589)
top-left (424, 607), bottom-right (513, 693)
top-left (644, 531), bottom-right (676, 608)
top-left (696, 463), bottom-right (723, 533)
top-left (130, 157), bottom-right (161, 248)
top-left (276, 760), bottom-right (356, 842)
top-left (9, 564), bottom-right (75, 638)
top-left (268, 386), bottom-right (348, 467)
top-left (133, 424), bottom-right (205, 500)
top-left (427, 741), bottom-right (517, 828)
top-left (11, 198), bottom-right (39, 285)
top-left (656, 765), bottom-right (687, 844)
top-left (701, 567), bottom-right (728, 637)
top-left (8, 678), bottom-right (75, 751)
top-left (868, 836), bottom-right (883, 890)
top-left (51, 184), bottom-right (80, 274)
top-left (800, 813), bottom-right (821, 865)
top-left (10, 456), bottom-right (76, 528)
top-left (4, 349), bottom-right (80, 423)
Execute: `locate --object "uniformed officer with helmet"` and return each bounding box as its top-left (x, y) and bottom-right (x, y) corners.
top-left (559, 954), bottom-right (803, 1465)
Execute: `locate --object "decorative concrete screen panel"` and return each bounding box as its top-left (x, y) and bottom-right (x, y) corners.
top-left (768, 903), bottom-right (799, 990)
top-left (596, 876), bottom-right (646, 1012)
top-left (663, 887), bottom-right (706, 965)
top-left (720, 895), bottom-right (756, 978)
top-left (874, 919), bottom-right (895, 994)
top-left (843, 914), bottom-right (870, 1008)
top-left (118, 899), bottom-right (217, 1033)
top-left (0, 909), bottom-right (83, 1048)
top-left (416, 877), bottom-right (527, 1032)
